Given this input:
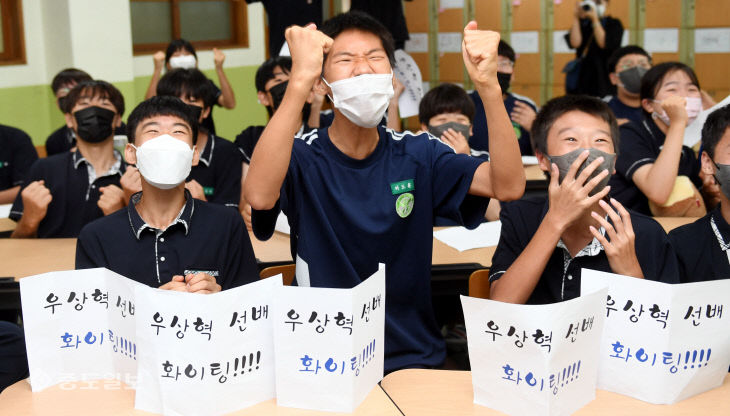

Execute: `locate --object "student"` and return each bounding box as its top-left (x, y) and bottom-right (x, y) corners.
top-left (76, 96), bottom-right (258, 291)
top-left (489, 95), bottom-right (680, 305)
top-left (244, 12), bottom-right (525, 373)
top-left (0, 124), bottom-right (38, 204)
top-left (45, 68), bottom-right (93, 156)
top-left (468, 40), bottom-right (538, 156)
top-left (145, 39), bottom-right (236, 135)
top-left (154, 68), bottom-right (242, 208)
top-left (604, 46), bottom-right (652, 125)
top-left (668, 105), bottom-right (730, 283)
top-left (0, 321), bottom-right (28, 393)
top-left (10, 81), bottom-right (128, 238)
top-left (609, 62), bottom-right (707, 217)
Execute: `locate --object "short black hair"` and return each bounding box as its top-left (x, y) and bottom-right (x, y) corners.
top-left (701, 104), bottom-right (730, 160)
top-left (255, 56), bottom-right (292, 92)
top-left (531, 95), bottom-right (620, 155)
top-left (126, 96), bottom-right (199, 145)
top-left (640, 62), bottom-right (700, 117)
top-left (51, 68), bottom-right (92, 94)
top-left (607, 45), bottom-right (651, 74)
top-left (64, 80), bottom-right (125, 116)
top-left (157, 68), bottom-right (217, 108)
top-left (498, 40), bottom-right (515, 63)
top-left (418, 83), bottom-right (475, 125)
top-left (165, 39), bottom-right (197, 64)
top-left (320, 10), bottom-right (396, 67)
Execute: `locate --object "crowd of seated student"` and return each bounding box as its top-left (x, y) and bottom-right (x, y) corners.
top-left (4, 6), bottom-right (730, 392)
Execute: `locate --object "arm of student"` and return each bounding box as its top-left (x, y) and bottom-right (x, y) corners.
top-left (308, 91), bottom-right (326, 128)
top-left (244, 24), bottom-right (333, 210)
top-left (11, 180), bottom-right (52, 238)
top-left (589, 198), bottom-right (643, 278)
top-left (630, 96), bottom-right (688, 205)
top-left (461, 23), bottom-right (524, 201)
top-left (214, 48), bottom-right (237, 109)
top-left (568, 3), bottom-right (583, 49)
top-left (144, 51), bottom-right (165, 100)
top-left (586, 10), bottom-right (606, 48)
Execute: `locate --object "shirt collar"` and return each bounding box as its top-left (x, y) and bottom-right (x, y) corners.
top-left (710, 205), bottom-right (730, 251)
top-left (72, 149), bottom-right (123, 172)
top-left (126, 189), bottom-right (195, 240)
top-left (198, 133), bottom-right (214, 167)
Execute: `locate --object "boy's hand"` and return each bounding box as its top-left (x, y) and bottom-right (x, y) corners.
top-left (160, 275), bottom-right (187, 291)
top-left (240, 203), bottom-right (253, 231)
top-left (185, 180), bottom-right (207, 201)
top-left (440, 129), bottom-right (471, 155)
top-left (589, 198), bottom-right (643, 278)
top-left (97, 185), bottom-right (126, 215)
top-left (286, 24), bottom-right (334, 90)
top-left (661, 95), bottom-right (688, 126)
top-left (213, 48), bottom-right (225, 68)
top-left (510, 101), bottom-right (537, 131)
top-left (120, 167), bottom-right (143, 201)
top-left (544, 150), bottom-right (610, 231)
top-left (153, 51), bottom-right (165, 70)
top-left (462, 21), bottom-right (501, 91)
top-left (185, 273), bottom-right (221, 294)
top-left (20, 180), bottom-right (52, 227)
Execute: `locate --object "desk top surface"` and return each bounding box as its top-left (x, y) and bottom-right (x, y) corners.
top-left (0, 379), bottom-right (401, 416)
top-left (380, 369), bottom-right (730, 416)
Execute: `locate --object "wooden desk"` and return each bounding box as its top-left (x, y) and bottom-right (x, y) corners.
top-left (524, 165), bottom-right (547, 181)
top-left (0, 218), bottom-right (15, 233)
top-left (0, 379), bottom-right (401, 416)
top-left (380, 369), bottom-right (730, 416)
top-left (249, 231), bottom-right (293, 265)
top-left (432, 227), bottom-right (494, 268)
top-left (0, 238), bottom-right (76, 280)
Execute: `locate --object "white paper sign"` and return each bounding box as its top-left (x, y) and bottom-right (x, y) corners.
top-left (684, 94), bottom-right (730, 147)
top-left (275, 212), bottom-right (290, 235)
top-left (461, 288), bottom-right (607, 416)
top-left (274, 265), bottom-right (386, 413)
top-left (433, 221), bottom-right (502, 252)
top-left (553, 31), bottom-right (572, 54)
top-left (694, 28), bottom-right (730, 53)
top-left (581, 270), bottom-right (730, 404)
top-left (438, 32), bottom-right (463, 53)
top-left (0, 204), bottom-right (11, 218)
top-left (440, 0), bottom-right (464, 9)
top-left (643, 28), bottom-right (679, 53)
top-left (404, 33), bottom-right (428, 53)
top-left (134, 277), bottom-right (280, 415)
top-left (394, 49), bottom-right (425, 118)
top-left (510, 31), bottom-right (540, 54)
top-left (20, 268), bottom-right (144, 391)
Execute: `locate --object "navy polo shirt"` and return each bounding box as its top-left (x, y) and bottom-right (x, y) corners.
top-left (187, 134), bottom-right (242, 208)
top-left (0, 125), bottom-right (38, 191)
top-left (0, 321), bottom-right (28, 392)
top-left (9, 150), bottom-right (125, 238)
top-left (76, 190), bottom-right (258, 289)
top-left (609, 118), bottom-right (701, 215)
top-left (490, 197), bottom-right (680, 305)
top-left (469, 91), bottom-right (536, 156)
top-left (604, 96), bottom-right (643, 125)
top-left (252, 126), bottom-right (489, 373)
top-left (668, 205), bottom-right (730, 283)
top-left (45, 124), bottom-right (127, 157)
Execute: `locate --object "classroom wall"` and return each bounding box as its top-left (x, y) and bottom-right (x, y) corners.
top-left (0, 0), bottom-right (269, 146)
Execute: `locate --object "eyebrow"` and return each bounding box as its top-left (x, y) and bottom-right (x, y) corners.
top-left (332, 48), bottom-right (385, 58)
top-left (557, 127), bottom-right (611, 136)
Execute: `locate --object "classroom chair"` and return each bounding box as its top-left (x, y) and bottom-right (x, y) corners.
top-left (259, 263), bottom-right (296, 286)
top-left (468, 269), bottom-right (491, 299)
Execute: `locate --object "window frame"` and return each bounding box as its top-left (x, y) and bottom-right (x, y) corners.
top-left (130, 0), bottom-right (248, 56)
top-left (0, 0), bottom-right (26, 65)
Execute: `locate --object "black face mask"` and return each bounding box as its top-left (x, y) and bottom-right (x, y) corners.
top-left (73, 106), bottom-right (115, 143)
top-left (497, 72), bottom-right (512, 94)
top-left (268, 81), bottom-right (288, 111)
top-left (186, 104), bottom-right (203, 123)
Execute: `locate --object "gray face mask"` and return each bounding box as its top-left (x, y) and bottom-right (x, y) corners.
top-left (428, 121), bottom-right (471, 140)
top-left (547, 148), bottom-right (616, 196)
top-left (713, 161), bottom-right (730, 200)
top-left (617, 66), bottom-right (648, 95)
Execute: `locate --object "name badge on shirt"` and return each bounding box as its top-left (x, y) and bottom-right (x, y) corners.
top-left (390, 179), bottom-right (414, 195)
top-left (203, 186), bottom-right (214, 196)
top-left (0, 161), bottom-right (8, 168)
top-left (391, 179), bottom-right (415, 218)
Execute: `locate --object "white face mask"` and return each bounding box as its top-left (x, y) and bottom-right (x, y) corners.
top-left (322, 72), bottom-right (394, 128)
top-left (132, 134), bottom-right (194, 190)
top-left (168, 55), bottom-right (197, 70)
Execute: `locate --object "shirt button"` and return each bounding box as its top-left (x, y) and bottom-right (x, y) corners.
top-left (567, 274), bottom-right (573, 281)
top-left (159, 237), bottom-right (165, 243)
top-left (160, 256), bottom-right (166, 262)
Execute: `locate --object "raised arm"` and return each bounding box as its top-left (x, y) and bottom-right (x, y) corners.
top-left (244, 25), bottom-right (333, 210)
top-left (462, 22), bottom-right (524, 201)
top-left (213, 48), bottom-right (237, 109)
top-left (144, 51), bottom-right (165, 99)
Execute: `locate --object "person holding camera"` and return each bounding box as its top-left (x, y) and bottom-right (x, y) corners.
top-left (565, 0), bottom-right (624, 97)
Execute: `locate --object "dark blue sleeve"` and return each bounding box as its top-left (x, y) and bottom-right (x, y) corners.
top-left (75, 225), bottom-right (104, 269)
top-left (633, 215), bottom-right (681, 284)
top-left (10, 130), bottom-right (38, 187)
top-left (489, 201), bottom-right (527, 282)
top-left (430, 138), bottom-right (489, 229)
top-left (0, 321), bottom-right (28, 392)
top-left (9, 159), bottom-right (46, 222)
top-left (221, 212), bottom-right (259, 289)
top-left (615, 123), bottom-right (657, 181)
top-left (209, 145), bottom-right (242, 208)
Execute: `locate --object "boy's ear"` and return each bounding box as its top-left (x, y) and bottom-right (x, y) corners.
top-left (313, 78), bottom-right (329, 97)
top-left (113, 114), bottom-right (122, 129)
top-left (191, 143), bottom-right (200, 167)
top-left (535, 149), bottom-right (551, 172)
top-left (257, 91), bottom-right (270, 107)
top-left (701, 151), bottom-right (716, 176)
top-left (124, 143), bottom-right (137, 165)
top-left (201, 106), bottom-right (211, 121)
top-left (641, 98), bottom-right (655, 114)
top-left (609, 72), bottom-right (619, 86)
top-left (65, 112), bottom-right (75, 130)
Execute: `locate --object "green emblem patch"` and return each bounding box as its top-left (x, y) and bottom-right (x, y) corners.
top-left (512, 121), bottom-right (522, 140)
top-left (203, 186), bottom-right (214, 196)
top-left (395, 192), bottom-right (414, 218)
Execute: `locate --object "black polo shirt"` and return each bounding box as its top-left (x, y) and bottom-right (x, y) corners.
top-left (668, 205), bottom-right (730, 283)
top-left (45, 124), bottom-right (127, 157)
top-left (604, 96), bottom-right (643, 125)
top-left (490, 197), bottom-right (680, 304)
top-left (235, 125), bottom-right (313, 164)
top-left (469, 91), bottom-right (536, 157)
top-left (75, 190), bottom-right (258, 289)
top-left (609, 117), bottom-right (701, 215)
top-left (0, 125), bottom-right (38, 191)
top-left (187, 134), bottom-right (242, 208)
top-left (9, 150), bottom-right (125, 238)
top-left (245, 0), bottom-right (322, 56)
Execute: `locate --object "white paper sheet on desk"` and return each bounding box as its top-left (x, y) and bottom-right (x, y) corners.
top-left (461, 288), bottom-right (607, 416)
top-left (134, 277), bottom-right (279, 416)
top-left (684, 95), bottom-right (730, 147)
top-left (275, 212), bottom-right (290, 234)
top-left (20, 268), bottom-right (144, 392)
top-left (522, 156), bottom-right (539, 165)
top-left (433, 221), bottom-right (502, 252)
top-left (581, 270), bottom-right (730, 404)
top-left (0, 204), bottom-right (10, 218)
top-left (274, 265), bottom-right (386, 413)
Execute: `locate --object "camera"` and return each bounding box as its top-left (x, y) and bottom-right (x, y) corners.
top-left (580, 0), bottom-right (597, 11)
